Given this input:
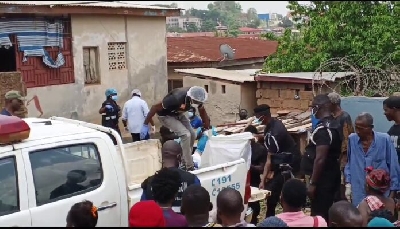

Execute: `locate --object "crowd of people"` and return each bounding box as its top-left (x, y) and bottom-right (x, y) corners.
top-left (5, 85), bottom-right (398, 227)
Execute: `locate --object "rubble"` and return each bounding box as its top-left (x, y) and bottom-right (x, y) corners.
top-left (216, 110), bottom-right (312, 134)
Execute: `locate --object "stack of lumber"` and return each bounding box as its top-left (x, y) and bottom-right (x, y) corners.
top-left (215, 110), bottom-right (312, 135)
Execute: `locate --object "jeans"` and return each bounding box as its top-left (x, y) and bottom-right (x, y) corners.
top-left (158, 114), bottom-right (196, 169)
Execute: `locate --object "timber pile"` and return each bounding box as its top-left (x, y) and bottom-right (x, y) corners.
top-left (215, 110), bottom-right (312, 135)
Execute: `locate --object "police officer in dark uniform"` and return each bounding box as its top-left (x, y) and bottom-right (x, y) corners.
top-left (301, 94), bottom-right (342, 222)
top-left (99, 88), bottom-right (121, 145)
top-left (143, 86), bottom-right (210, 171)
top-left (140, 140), bottom-right (201, 213)
top-left (255, 104), bottom-right (300, 217)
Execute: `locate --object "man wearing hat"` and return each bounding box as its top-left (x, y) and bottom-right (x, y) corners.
top-left (254, 104), bottom-right (300, 218)
top-left (1, 90), bottom-right (24, 116)
top-left (122, 89), bottom-right (154, 142)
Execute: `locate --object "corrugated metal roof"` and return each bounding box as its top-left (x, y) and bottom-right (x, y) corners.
top-left (175, 68), bottom-right (255, 83)
top-left (0, 1), bottom-right (179, 10)
top-left (257, 72), bottom-right (354, 82)
top-left (234, 69), bottom-right (260, 76)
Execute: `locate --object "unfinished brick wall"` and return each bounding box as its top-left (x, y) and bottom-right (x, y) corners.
top-left (256, 81), bottom-right (314, 113)
top-left (0, 72), bottom-right (27, 118)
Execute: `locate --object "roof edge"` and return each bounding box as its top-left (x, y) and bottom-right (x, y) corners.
top-left (0, 1), bottom-right (181, 17)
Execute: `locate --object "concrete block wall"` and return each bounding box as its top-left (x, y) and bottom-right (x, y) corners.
top-left (256, 81), bottom-right (314, 112)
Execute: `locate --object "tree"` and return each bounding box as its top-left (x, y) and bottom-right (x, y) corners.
top-left (170, 2), bottom-right (178, 8)
top-left (167, 26), bottom-right (184, 33)
top-left (201, 20), bottom-right (216, 32)
top-left (246, 8), bottom-right (261, 28)
top-left (186, 23), bottom-right (199, 33)
top-left (263, 1), bottom-right (400, 73)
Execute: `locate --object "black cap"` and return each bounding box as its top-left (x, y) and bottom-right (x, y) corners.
top-left (254, 104), bottom-right (271, 115)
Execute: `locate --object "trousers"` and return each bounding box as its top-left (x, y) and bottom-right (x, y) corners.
top-left (158, 114), bottom-right (196, 169)
top-left (310, 172), bottom-right (341, 222)
top-left (265, 172), bottom-right (285, 217)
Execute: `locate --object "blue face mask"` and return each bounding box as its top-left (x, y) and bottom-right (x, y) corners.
top-left (111, 95), bottom-right (118, 101)
top-left (311, 114), bottom-right (320, 130)
top-left (188, 112), bottom-right (194, 118)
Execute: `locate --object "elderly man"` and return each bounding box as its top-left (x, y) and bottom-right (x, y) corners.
top-left (345, 112), bottom-right (400, 206)
top-left (328, 92), bottom-right (355, 200)
top-left (1, 90), bottom-right (24, 116)
top-left (122, 89), bottom-right (153, 142)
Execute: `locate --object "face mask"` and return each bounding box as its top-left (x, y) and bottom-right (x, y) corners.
top-left (188, 112), bottom-right (194, 118)
top-left (311, 113), bottom-right (320, 130)
top-left (254, 116), bottom-right (264, 124)
top-left (111, 95), bottom-right (118, 101)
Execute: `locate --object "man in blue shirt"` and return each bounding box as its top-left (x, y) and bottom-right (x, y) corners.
top-left (345, 112), bottom-right (400, 206)
top-left (188, 107), bottom-right (203, 129)
top-left (140, 140), bottom-right (201, 213)
top-left (1, 91), bottom-right (24, 116)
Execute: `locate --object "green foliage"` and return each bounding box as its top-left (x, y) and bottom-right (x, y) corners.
top-left (261, 32), bottom-right (278, 41)
top-left (186, 23), bottom-right (199, 33)
top-left (167, 25), bottom-right (185, 33)
top-left (264, 1), bottom-right (400, 73)
top-left (186, 1), bottom-right (261, 34)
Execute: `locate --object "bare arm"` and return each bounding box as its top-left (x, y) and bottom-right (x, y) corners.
top-left (311, 145), bottom-right (329, 184)
top-left (260, 153), bottom-right (272, 183)
top-left (310, 128), bottom-right (332, 184)
top-left (357, 201), bottom-right (370, 227)
top-left (144, 102), bottom-right (162, 125)
top-left (99, 106), bottom-right (106, 114)
top-left (198, 106), bottom-right (210, 129)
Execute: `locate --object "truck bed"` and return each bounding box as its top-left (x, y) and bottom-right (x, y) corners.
top-left (117, 139), bottom-right (162, 189)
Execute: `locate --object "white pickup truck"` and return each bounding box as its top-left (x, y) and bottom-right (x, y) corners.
top-left (0, 115), bottom-right (248, 227)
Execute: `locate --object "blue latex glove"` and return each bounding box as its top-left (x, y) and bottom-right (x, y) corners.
top-left (105, 105), bottom-right (114, 112)
top-left (140, 124), bottom-right (150, 140)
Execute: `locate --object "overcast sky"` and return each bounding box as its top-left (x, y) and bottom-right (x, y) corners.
top-left (129, 1), bottom-right (291, 14)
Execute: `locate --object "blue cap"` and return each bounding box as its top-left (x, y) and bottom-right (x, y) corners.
top-left (105, 88), bottom-right (117, 97)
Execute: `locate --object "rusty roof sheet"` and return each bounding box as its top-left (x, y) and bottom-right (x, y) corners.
top-left (256, 72), bottom-right (354, 82)
top-left (167, 37), bottom-right (278, 63)
top-left (0, 1), bottom-right (178, 10)
top-left (176, 68), bottom-right (255, 83)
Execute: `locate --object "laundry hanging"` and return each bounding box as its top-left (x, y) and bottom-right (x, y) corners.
top-left (0, 18), bottom-right (65, 68)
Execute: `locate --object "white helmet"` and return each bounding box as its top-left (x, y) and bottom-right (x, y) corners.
top-left (187, 86), bottom-right (208, 103)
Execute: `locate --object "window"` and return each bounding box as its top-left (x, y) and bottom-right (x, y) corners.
top-left (83, 47), bottom-right (100, 84)
top-left (108, 42), bottom-right (127, 70)
top-left (204, 85), bottom-right (209, 93)
top-left (29, 144), bottom-right (103, 206)
top-left (0, 46), bottom-right (16, 72)
top-left (168, 79), bottom-right (183, 92)
top-left (221, 85), bottom-right (226, 94)
top-left (0, 157), bottom-right (19, 216)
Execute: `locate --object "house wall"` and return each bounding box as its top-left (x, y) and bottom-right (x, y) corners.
top-left (183, 76), bottom-right (243, 125)
top-left (256, 81), bottom-right (337, 113)
top-left (240, 82), bottom-right (257, 117)
top-left (25, 15), bottom-right (167, 126)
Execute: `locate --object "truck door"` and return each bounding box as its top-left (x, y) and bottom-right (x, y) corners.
top-left (22, 138), bottom-right (122, 227)
top-left (0, 150), bottom-right (31, 227)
